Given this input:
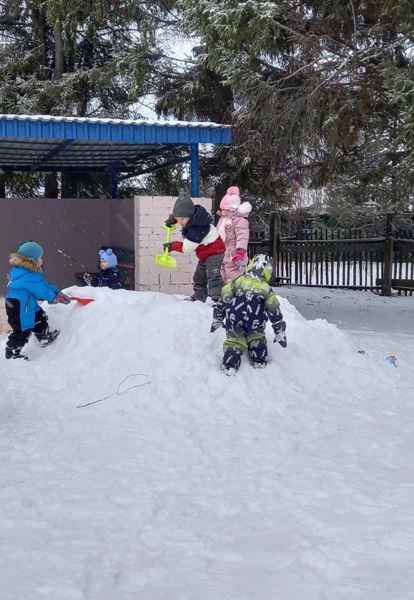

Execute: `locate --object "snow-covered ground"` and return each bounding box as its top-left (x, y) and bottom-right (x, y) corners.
top-left (1, 287), bottom-right (413, 599)
top-left (282, 286), bottom-right (414, 382)
top-left (281, 286), bottom-right (413, 334)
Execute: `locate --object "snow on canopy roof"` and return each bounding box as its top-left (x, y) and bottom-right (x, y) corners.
top-left (0, 113), bottom-right (231, 129)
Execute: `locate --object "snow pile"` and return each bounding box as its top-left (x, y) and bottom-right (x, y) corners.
top-left (1, 288), bottom-right (413, 599)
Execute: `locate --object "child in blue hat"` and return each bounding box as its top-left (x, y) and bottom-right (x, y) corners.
top-left (5, 241), bottom-right (71, 360)
top-left (80, 248), bottom-right (123, 289)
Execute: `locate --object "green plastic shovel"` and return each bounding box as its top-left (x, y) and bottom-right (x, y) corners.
top-left (155, 224), bottom-right (177, 269)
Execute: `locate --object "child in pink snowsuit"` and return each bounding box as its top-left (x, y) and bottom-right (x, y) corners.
top-left (217, 186), bottom-right (252, 283)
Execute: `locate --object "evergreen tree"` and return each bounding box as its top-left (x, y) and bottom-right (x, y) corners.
top-left (168, 0), bottom-right (414, 211)
top-left (0, 0), bottom-right (177, 196)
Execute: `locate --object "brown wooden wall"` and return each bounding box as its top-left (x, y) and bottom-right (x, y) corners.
top-left (0, 197), bottom-right (134, 294)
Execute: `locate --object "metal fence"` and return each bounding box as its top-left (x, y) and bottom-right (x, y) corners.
top-left (248, 213), bottom-right (414, 295)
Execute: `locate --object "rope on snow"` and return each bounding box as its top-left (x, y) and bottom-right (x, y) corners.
top-left (77, 373), bottom-right (151, 408)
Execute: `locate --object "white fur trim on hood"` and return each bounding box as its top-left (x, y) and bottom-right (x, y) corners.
top-left (237, 201), bottom-right (252, 217)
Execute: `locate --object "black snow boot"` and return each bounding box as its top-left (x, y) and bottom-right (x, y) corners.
top-left (185, 294), bottom-right (206, 302)
top-left (248, 339), bottom-right (268, 368)
top-left (222, 347), bottom-right (242, 375)
top-left (5, 347), bottom-right (28, 360)
top-left (37, 328), bottom-right (60, 348)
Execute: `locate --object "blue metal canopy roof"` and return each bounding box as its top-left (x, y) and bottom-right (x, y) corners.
top-left (0, 114), bottom-right (233, 197)
top-left (0, 114), bottom-right (232, 145)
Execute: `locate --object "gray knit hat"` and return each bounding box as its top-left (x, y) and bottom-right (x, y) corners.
top-left (172, 191), bottom-right (194, 218)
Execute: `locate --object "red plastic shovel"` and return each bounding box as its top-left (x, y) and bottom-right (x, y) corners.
top-left (69, 296), bottom-right (95, 306)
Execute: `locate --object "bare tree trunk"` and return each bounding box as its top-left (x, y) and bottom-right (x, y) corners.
top-left (61, 173), bottom-right (78, 198)
top-left (45, 173), bottom-right (58, 198)
top-left (53, 20), bottom-right (64, 79)
top-left (0, 176), bottom-right (6, 198)
top-left (31, 5), bottom-right (47, 76)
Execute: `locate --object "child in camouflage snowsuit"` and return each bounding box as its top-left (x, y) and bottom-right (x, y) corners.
top-left (221, 254), bottom-right (287, 374)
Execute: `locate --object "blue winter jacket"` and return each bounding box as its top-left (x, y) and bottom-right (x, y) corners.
top-left (90, 267), bottom-right (123, 289)
top-left (182, 205), bottom-right (212, 243)
top-left (6, 265), bottom-right (59, 331)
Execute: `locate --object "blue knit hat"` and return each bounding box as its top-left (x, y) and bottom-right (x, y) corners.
top-left (17, 241), bottom-right (44, 261)
top-left (99, 248), bottom-right (117, 268)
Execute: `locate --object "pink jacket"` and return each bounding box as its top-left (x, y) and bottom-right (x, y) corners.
top-left (217, 202), bottom-right (252, 282)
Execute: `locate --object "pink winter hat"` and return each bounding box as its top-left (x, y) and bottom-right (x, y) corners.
top-left (220, 186), bottom-right (241, 210)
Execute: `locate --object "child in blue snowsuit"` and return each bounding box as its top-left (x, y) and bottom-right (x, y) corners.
top-left (5, 241), bottom-right (70, 360)
top-left (80, 248), bottom-right (123, 289)
top-left (221, 254), bottom-right (287, 374)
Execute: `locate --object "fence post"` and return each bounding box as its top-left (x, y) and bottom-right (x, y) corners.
top-left (271, 212), bottom-right (281, 279)
top-left (383, 213), bottom-right (394, 296)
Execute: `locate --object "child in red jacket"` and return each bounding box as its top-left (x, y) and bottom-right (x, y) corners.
top-left (164, 192), bottom-right (225, 331)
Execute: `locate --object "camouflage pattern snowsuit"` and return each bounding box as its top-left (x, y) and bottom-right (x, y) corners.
top-left (222, 266), bottom-right (284, 370)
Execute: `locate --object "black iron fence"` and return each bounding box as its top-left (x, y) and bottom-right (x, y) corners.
top-left (248, 213), bottom-right (414, 295)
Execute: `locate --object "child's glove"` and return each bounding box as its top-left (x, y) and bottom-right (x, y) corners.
top-left (163, 242), bottom-right (181, 253)
top-left (165, 214), bottom-right (177, 228)
top-left (273, 321), bottom-right (287, 348)
top-left (55, 292), bottom-right (72, 305)
top-left (231, 248), bottom-right (247, 269)
top-left (75, 272), bottom-right (86, 284)
top-left (83, 272), bottom-right (93, 285)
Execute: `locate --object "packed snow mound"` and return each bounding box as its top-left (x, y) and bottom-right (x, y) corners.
top-left (1, 286), bottom-right (382, 400)
top-left (1, 289), bottom-right (413, 600)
